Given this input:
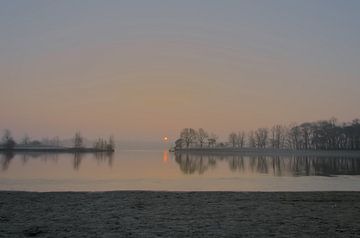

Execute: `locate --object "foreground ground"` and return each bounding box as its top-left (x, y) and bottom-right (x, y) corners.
top-left (0, 192), bottom-right (359, 237)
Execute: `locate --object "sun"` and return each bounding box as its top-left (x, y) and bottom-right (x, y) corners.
top-left (163, 136), bottom-right (169, 142)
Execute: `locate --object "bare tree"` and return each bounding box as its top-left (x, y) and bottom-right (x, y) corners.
top-left (94, 138), bottom-right (105, 150)
top-left (73, 132), bottom-right (84, 148)
top-left (255, 128), bottom-right (268, 148)
top-left (1, 129), bottom-right (16, 150)
top-left (299, 123), bottom-right (312, 150)
top-left (107, 136), bottom-right (115, 151)
top-left (94, 137), bottom-right (115, 150)
top-left (197, 128), bottom-right (208, 148)
top-left (180, 128), bottom-right (197, 148)
top-left (208, 133), bottom-right (218, 148)
top-left (248, 131), bottom-right (256, 148)
top-left (2, 129), bottom-right (12, 143)
top-left (228, 132), bottom-right (237, 148)
top-left (236, 131), bottom-right (246, 148)
top-left (287, 124), bottom-right (301, 149)
top-left (270, 125), bottom-right (285, 149)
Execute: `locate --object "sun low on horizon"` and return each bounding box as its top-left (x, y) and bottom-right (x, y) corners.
top-left (1, 1), bottom-right (360, 237)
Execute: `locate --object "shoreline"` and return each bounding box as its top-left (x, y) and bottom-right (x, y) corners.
top-left (1, 191), bottom-right (359, 237)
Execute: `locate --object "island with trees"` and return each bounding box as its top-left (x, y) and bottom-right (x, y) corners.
top-left (172, 118), bottom-right (360, 156)
top-left (0, 130), bottom-right (115, 153)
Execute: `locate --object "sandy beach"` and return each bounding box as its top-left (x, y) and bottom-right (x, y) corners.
top-left (0, 191), bottom-right (359, 237)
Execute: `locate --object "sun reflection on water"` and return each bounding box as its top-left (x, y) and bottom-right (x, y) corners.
top-left (163, 150), bottom-right (169, 163)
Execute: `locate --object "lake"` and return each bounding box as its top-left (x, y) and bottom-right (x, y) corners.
top-left (0, 150), bottom-right (360, 192)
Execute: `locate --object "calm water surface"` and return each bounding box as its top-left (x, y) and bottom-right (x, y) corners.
top-left (0, 150), bottom-right (360, 191)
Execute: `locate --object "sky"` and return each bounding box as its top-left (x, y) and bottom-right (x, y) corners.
top-left (1, 0), bottom-right (360, 142)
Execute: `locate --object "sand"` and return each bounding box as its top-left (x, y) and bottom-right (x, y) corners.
top-left (0, 191), bottom-right (359, 237)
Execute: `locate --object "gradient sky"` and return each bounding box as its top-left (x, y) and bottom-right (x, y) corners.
top-left (1, 0), bottom-right (360, 141)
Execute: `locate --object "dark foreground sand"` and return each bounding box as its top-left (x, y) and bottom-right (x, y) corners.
top-left (0, 192), bottom-right (359, 237)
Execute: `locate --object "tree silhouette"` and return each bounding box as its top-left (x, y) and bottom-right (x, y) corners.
top-left (1, 129), bottom-right (16, 150)
top-left (180, 128), bottom-right (197, 148)
top-left (73, 132), bottom-right (84, 148)
top-left (228, 132), bottom-right (237, 148)
top-left (197, 128), bottom-right (208, 148)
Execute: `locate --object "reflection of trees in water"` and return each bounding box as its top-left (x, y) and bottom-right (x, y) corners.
top-left (93, 152), bottom-right (114, 167)
top-left (246, 156), bottom-right (281, 175)
top-left (40, 153), bottom-right (59, 164)
top-left (290, 156), bottom-right (310, 176)
top-left (19, 153), bottom-right (59, 165)
top-left (228, 156), bottom-right (245, 172)
top-left (0, 152), bottom-right (14, 171)
top-left (248, 156), bottom-right (285, 176)
top-left (247, 155), bottom-right (360, 176)
top-left (289, 156), bottom-right (360, 176)
top-left (21, 154), bottom-right (29, 165)
top-left (174, 153), bottom-right (216, 174)
top-left (0, 152), bottom-right (114, 171)
top-left (73, 153), bottom-right (83, 170)
top-left (72, 152), bottom-right (115, 170)
top-left (174, 152), bottom-right (360, 176)
top-left (74, 152), bottom-right (114, 170)
top-left (271, 156), bottom-right (284, 176)
top-left (257, 156), bottom-right (268, 174)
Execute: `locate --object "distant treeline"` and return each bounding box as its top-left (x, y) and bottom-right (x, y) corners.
top-left (0, 129), bottom-right (115, 151)
top-left (175, 118), bottom-right (360, 150)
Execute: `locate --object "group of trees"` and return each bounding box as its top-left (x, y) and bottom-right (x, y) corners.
top-left (1, 130), bottom-right (16, 150)
top-left (74, 132), bottom-right (115, 151)
top-left (0, 129), bottom-right (115, 151)
top-left (282, 119), bottom-right (360, 150)
top-left (93, 136), bottom-right (115, 151)
top-left (0, 130), bottom-right (61, 149)
top-left (175, 128), bottom-right (219, 149)
top-left (175, 118), bottom-right (360, 151)
top-left (228, 132), bottom-right (245, 148)
top-left (69, 132), bottom-right (116, 151)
